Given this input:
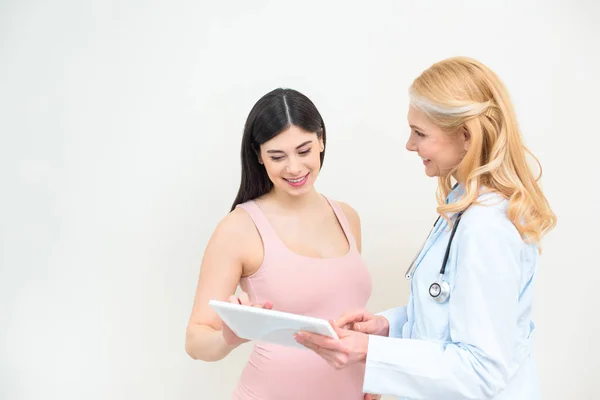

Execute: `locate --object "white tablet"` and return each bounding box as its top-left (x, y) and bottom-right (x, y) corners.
top-left (209, 300), bottom-right (339, 351)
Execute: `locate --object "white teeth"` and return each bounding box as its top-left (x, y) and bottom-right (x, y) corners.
top-left (286, 175), bottom-right (305, 183)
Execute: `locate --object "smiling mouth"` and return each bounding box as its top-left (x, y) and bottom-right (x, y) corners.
top-left (284, 173), bottom-right (308, 183)
top-left (283, 173), bottom-right (309, 187)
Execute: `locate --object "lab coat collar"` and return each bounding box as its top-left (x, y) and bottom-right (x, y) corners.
top-left (446, 182), bottom-right (465, 204)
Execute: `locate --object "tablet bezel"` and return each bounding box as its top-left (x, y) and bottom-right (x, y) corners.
top-left (208, 300), bottom-right (339, 349)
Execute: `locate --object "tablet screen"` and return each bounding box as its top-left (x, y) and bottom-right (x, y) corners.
top-left (209, 300), bottom-right (339, 350)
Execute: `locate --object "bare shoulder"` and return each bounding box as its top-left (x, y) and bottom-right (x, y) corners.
top-left (337, 201), bottom-right (361, 225)
top-left (209, 207), bottom-right (261, 254)
top-left (214, 206), bottom-right (258, 239)
top-left (336, 200), bottom-right (362, 252)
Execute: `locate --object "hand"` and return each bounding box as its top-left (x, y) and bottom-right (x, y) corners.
top-left (364, 394), bottom-right (381, 400)
top-left (221, 291), bottom-right (273, 346)
top-left (294, 321), bottom-right (369, 370)
top-left (336, 309), bottom-right (389, 337)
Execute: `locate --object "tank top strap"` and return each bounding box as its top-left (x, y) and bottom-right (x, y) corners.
top-left (323, 196), bottom-right (358, 251)
top-left (235, 200), bottom-right (280, 249)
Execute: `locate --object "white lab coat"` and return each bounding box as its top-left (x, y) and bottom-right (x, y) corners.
top-left (363, 186), bottom-right (542, 399)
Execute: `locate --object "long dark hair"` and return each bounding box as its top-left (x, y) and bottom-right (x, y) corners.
top-left (230, 88), bottom-right (326, 211)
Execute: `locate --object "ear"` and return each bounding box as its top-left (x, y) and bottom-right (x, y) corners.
top-left (462, 127), bottom-right (471, 152)
top-left (257, 153), bottom-right (264, 165)
top-left (319, 137), bottom-right (325, 152)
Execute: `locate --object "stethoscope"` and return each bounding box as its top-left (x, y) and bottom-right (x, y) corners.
top-left (404, 209), bottom-right (465, 304)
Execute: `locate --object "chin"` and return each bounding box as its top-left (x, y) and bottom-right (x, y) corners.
top-left (289, 187), bottom-right (312, 196)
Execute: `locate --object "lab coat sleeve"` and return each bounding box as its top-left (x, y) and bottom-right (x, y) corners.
top-left (363, 221), bottom-right (524, 399)
top-left (376, 306), bottom-right (407, 338)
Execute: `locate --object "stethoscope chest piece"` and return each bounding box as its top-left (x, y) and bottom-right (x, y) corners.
top-left (428, 277), bottom-right (450, 303)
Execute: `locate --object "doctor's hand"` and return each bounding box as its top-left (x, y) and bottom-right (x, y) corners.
top-left (294, 321), bottom-right (369, 370)
top-left (336, 309), bottom-right (389, 337)
top-left (221, 292), bottom-right (273, 347)
top-left (364, 394), bottom-right (381, 400)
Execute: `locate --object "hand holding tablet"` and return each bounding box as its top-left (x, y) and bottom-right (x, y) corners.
top-left (217, 294), bottom-right (274, 347)
top-left (209, 299), bottom-right (339, 351)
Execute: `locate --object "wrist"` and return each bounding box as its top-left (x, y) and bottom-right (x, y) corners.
top-left (219, 329), bottom-right (243, 350)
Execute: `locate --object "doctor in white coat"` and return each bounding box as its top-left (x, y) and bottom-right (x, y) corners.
top-left (294, 56), bottom-right (557, 399)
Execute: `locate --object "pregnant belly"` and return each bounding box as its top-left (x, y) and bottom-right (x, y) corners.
top-left (232, 343), bottom-right (366, 400)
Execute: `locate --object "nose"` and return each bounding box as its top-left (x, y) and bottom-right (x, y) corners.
top-left (286, 156), bottom-right (302, 175)
top-left (405, 136), bottom-right (417, 152)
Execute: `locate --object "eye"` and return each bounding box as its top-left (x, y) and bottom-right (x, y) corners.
top-left (270, 156), bottom-right (285, 161)
top-left (298, 148), bottom-right (311, 156)
top-left (415, 130), bottom-right (426, 138)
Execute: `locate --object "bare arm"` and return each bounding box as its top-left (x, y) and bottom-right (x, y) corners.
top-left (185, 208), bottom-right (260, 361)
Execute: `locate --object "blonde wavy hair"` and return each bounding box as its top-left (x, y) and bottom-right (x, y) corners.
top-left (409, 56), bottom-right (556, 249)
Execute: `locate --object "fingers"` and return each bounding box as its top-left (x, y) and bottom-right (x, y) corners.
top-left (298, 339), bottom-right (349, 370)
top-left (332, 320), bottom-right (364, 341)
top-left (227, 292), bottom-right (273, 309)
top-left (353, 318), bottom-right (377, 334)
top-left (353, 314), bottom-right (386, 335)
top-left (261, 301), bottom-right (273, 309)
top-left (295, 331), bottom-right (342, 352)
top-left (317, 348), bottom-right (347, 369)
top-left (299, 337), bottom-right (325, 354)
top-left (330, 320), bottom-right (349, 339)
top-left (335, 309), bottom-right (367, 328)
top-left (336, 309), bottom-right (365, 325)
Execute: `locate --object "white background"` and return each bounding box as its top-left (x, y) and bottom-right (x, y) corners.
top-left (1, 1), bottom-right (598, 399)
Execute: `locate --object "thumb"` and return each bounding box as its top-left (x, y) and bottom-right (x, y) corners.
top-left (329, 320), bottom-right (351, 338)
top-left (354, 318), bottom-right (377, 333)
top-left (335, 309), bottom-right (367, 329)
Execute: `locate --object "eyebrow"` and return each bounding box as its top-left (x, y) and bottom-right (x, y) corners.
top-left (266, 140), bottom-right (313, 153)
top-left (410, 124), bottom-right (425, 131)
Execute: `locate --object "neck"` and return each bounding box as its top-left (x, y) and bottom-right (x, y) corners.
top-left (451, 172), bottom-right (462, 184)
top-left (268, 187), bottom-right (322, 212)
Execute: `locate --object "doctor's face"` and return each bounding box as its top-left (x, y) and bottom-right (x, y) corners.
top-left (405, 106), bottom-right (470, 178)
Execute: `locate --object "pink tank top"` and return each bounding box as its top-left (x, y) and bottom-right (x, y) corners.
top-left (231, 197), bottom-right (372, 400)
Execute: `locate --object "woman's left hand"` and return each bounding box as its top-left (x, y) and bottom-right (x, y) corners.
top-left (294, 321), bottom-right (369, 370)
